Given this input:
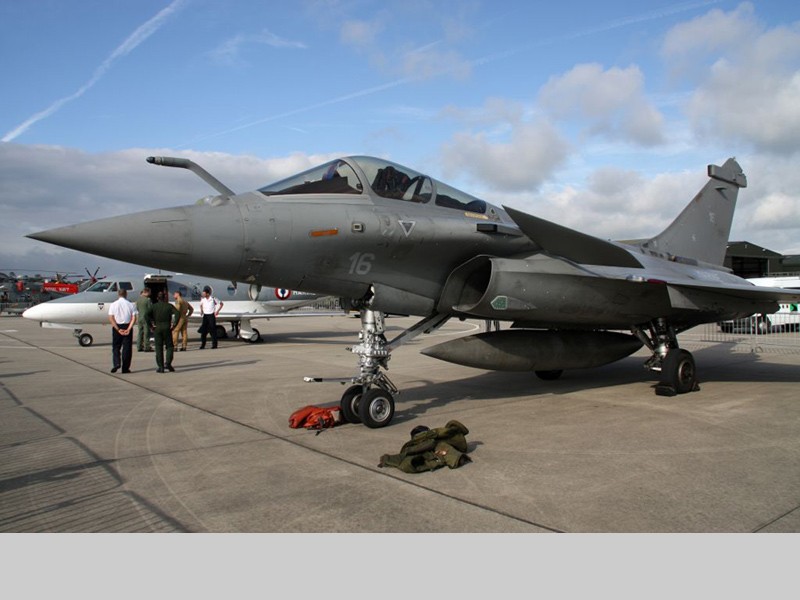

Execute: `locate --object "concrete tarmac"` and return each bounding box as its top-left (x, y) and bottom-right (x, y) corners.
top-left (1, 314), bottom-right (799, 533)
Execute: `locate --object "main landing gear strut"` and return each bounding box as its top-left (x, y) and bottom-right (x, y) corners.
top-left (632, 318), bottom-right (699, 397)
top-left (305, 308), bottom-right (450, 428)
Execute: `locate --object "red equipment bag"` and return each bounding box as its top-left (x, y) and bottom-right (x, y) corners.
top-left (288, 405), bottom-right (343, 430)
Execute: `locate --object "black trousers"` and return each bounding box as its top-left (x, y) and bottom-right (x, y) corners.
top-left (112, 322), bottom-right (133, 371)
top-left (201, 313), bottom-right (217, 348)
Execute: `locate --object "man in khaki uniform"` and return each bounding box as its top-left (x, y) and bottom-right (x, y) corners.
top-left (172, 290), bottom-right (194, 351)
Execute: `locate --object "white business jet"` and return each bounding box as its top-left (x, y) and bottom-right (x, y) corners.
top-left (22, 272), bottom-right (335, 346)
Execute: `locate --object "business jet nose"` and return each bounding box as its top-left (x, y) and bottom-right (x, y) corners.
top-left (21, 304), bottom-right (44, 321)
top-left (27, 203), bottom-right (246, 279)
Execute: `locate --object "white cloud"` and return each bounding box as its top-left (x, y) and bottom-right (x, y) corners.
top-left (750, 192), bottom-right (800, 229)
top-left (661, 3), bottom-right (759, 74)
top-left (500, 165), bottom-right (705, 243)
top-left (400, 4), bottom-right (800, 254)
top-left (340, 19), bottom-right (382, 48)
top-left (687, 62), bottom-right (800, 154)
top-left (441, 118), bottom-right (570, 193)
top-left (538, 63), bottom-right (665, 146)
top-left (731, 154), bottom-right (800, 250)
top-left (488, 154), bottom-right (800, 257)
top-left (662, 3), bottom-right (800, 154)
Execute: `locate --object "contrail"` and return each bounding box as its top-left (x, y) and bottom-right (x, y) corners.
top-left (182, 0), bottom-right (720, 146)
top-left (177, 78), bottom-right (414, 147)
top-left (2, 0), bottom-right (189, 143)
top-left (472, 0), bottom-right (721, 68)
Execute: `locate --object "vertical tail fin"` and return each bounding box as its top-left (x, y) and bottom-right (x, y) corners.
top-left (641, 158), bottom-right (747, 266)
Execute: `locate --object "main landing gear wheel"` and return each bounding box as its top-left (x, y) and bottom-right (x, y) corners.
top-left (633, 318), bottom-right (699, 397)
top-left (247, 328), bottom-right (260, 343)
top-left (655, 349), bottom-right (699, 396)
top-left (340, 385), bottom-right (363, 424)
top-left (216, 324), bottom-right (228, 339)
top-left (664, 349), bottom-right (698, 394)
top-left (78, 333), bottom-right (93, 347)
top-left (358, 388), bottom-right (395, 429)
top-left (535, 369), bottom-right (563, 381)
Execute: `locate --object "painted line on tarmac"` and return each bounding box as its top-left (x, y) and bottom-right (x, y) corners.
top-left (2, 329), bottom-right (564, 533)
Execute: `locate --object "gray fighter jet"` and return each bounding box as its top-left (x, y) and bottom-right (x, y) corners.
top-left (28, 155), bottom-right (800, 427)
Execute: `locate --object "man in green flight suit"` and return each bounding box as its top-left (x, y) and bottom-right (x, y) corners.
top-left (147, 290), bottom-right (179, 373)
top-left (135, 287), bottom-right (153, 352)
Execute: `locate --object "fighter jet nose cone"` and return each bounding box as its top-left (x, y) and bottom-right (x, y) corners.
top-left (26, 230), bottom-right (51, 243)
top-left (27, 226), bottom-right (93, 247)
top-left (27, 203), bottom-right (246, 279)
top-left (27, 209), bottom-right (187, 262)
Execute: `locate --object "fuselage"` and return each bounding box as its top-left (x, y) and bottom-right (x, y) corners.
top-left (26, 156), bottom-right (790, 331)
top-left (27, 157), bottom-right (536, 317)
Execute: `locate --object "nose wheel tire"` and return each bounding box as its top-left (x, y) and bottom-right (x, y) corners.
top-left (78, 333), bottom-right (93, 347)
top-left (340, 385), bottom-right (363, 424)
top-left (358, 388), bottom-right (395, 428)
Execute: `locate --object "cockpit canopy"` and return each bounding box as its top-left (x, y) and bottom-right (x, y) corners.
top-left (258, 156), bottom-right (491, 215)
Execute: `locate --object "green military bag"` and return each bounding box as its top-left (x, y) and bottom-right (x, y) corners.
top-left (378, 420), bottom-right (472, 473)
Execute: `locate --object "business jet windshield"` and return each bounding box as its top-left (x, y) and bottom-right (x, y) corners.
top-left (85, 280), bottom-right (133, 292)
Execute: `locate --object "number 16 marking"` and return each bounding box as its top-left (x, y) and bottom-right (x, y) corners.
top-left (349, 252), bottom-right (375, 275)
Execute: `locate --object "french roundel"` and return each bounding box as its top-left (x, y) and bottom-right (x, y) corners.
top-left (275, 288), bottom-right (292, 300)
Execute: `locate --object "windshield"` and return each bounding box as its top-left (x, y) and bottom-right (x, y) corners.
top-left (86, 281), bottom-right (114, 292)
top-left (259, 159), bottom-right (363, 196)
top-left (85, 280), bottom-right (134, 292)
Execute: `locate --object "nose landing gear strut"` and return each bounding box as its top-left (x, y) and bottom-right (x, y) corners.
top-left (305, 307), bottom-right (450, 428)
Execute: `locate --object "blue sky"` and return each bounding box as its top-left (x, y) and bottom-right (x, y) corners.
top-left (2, 0), bottom-right (800, 276)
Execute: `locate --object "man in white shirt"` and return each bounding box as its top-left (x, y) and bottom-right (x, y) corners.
top-left (107, 288), bottom-right (138, 373)
top-left (198, 286), bottom-right (223, 349)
